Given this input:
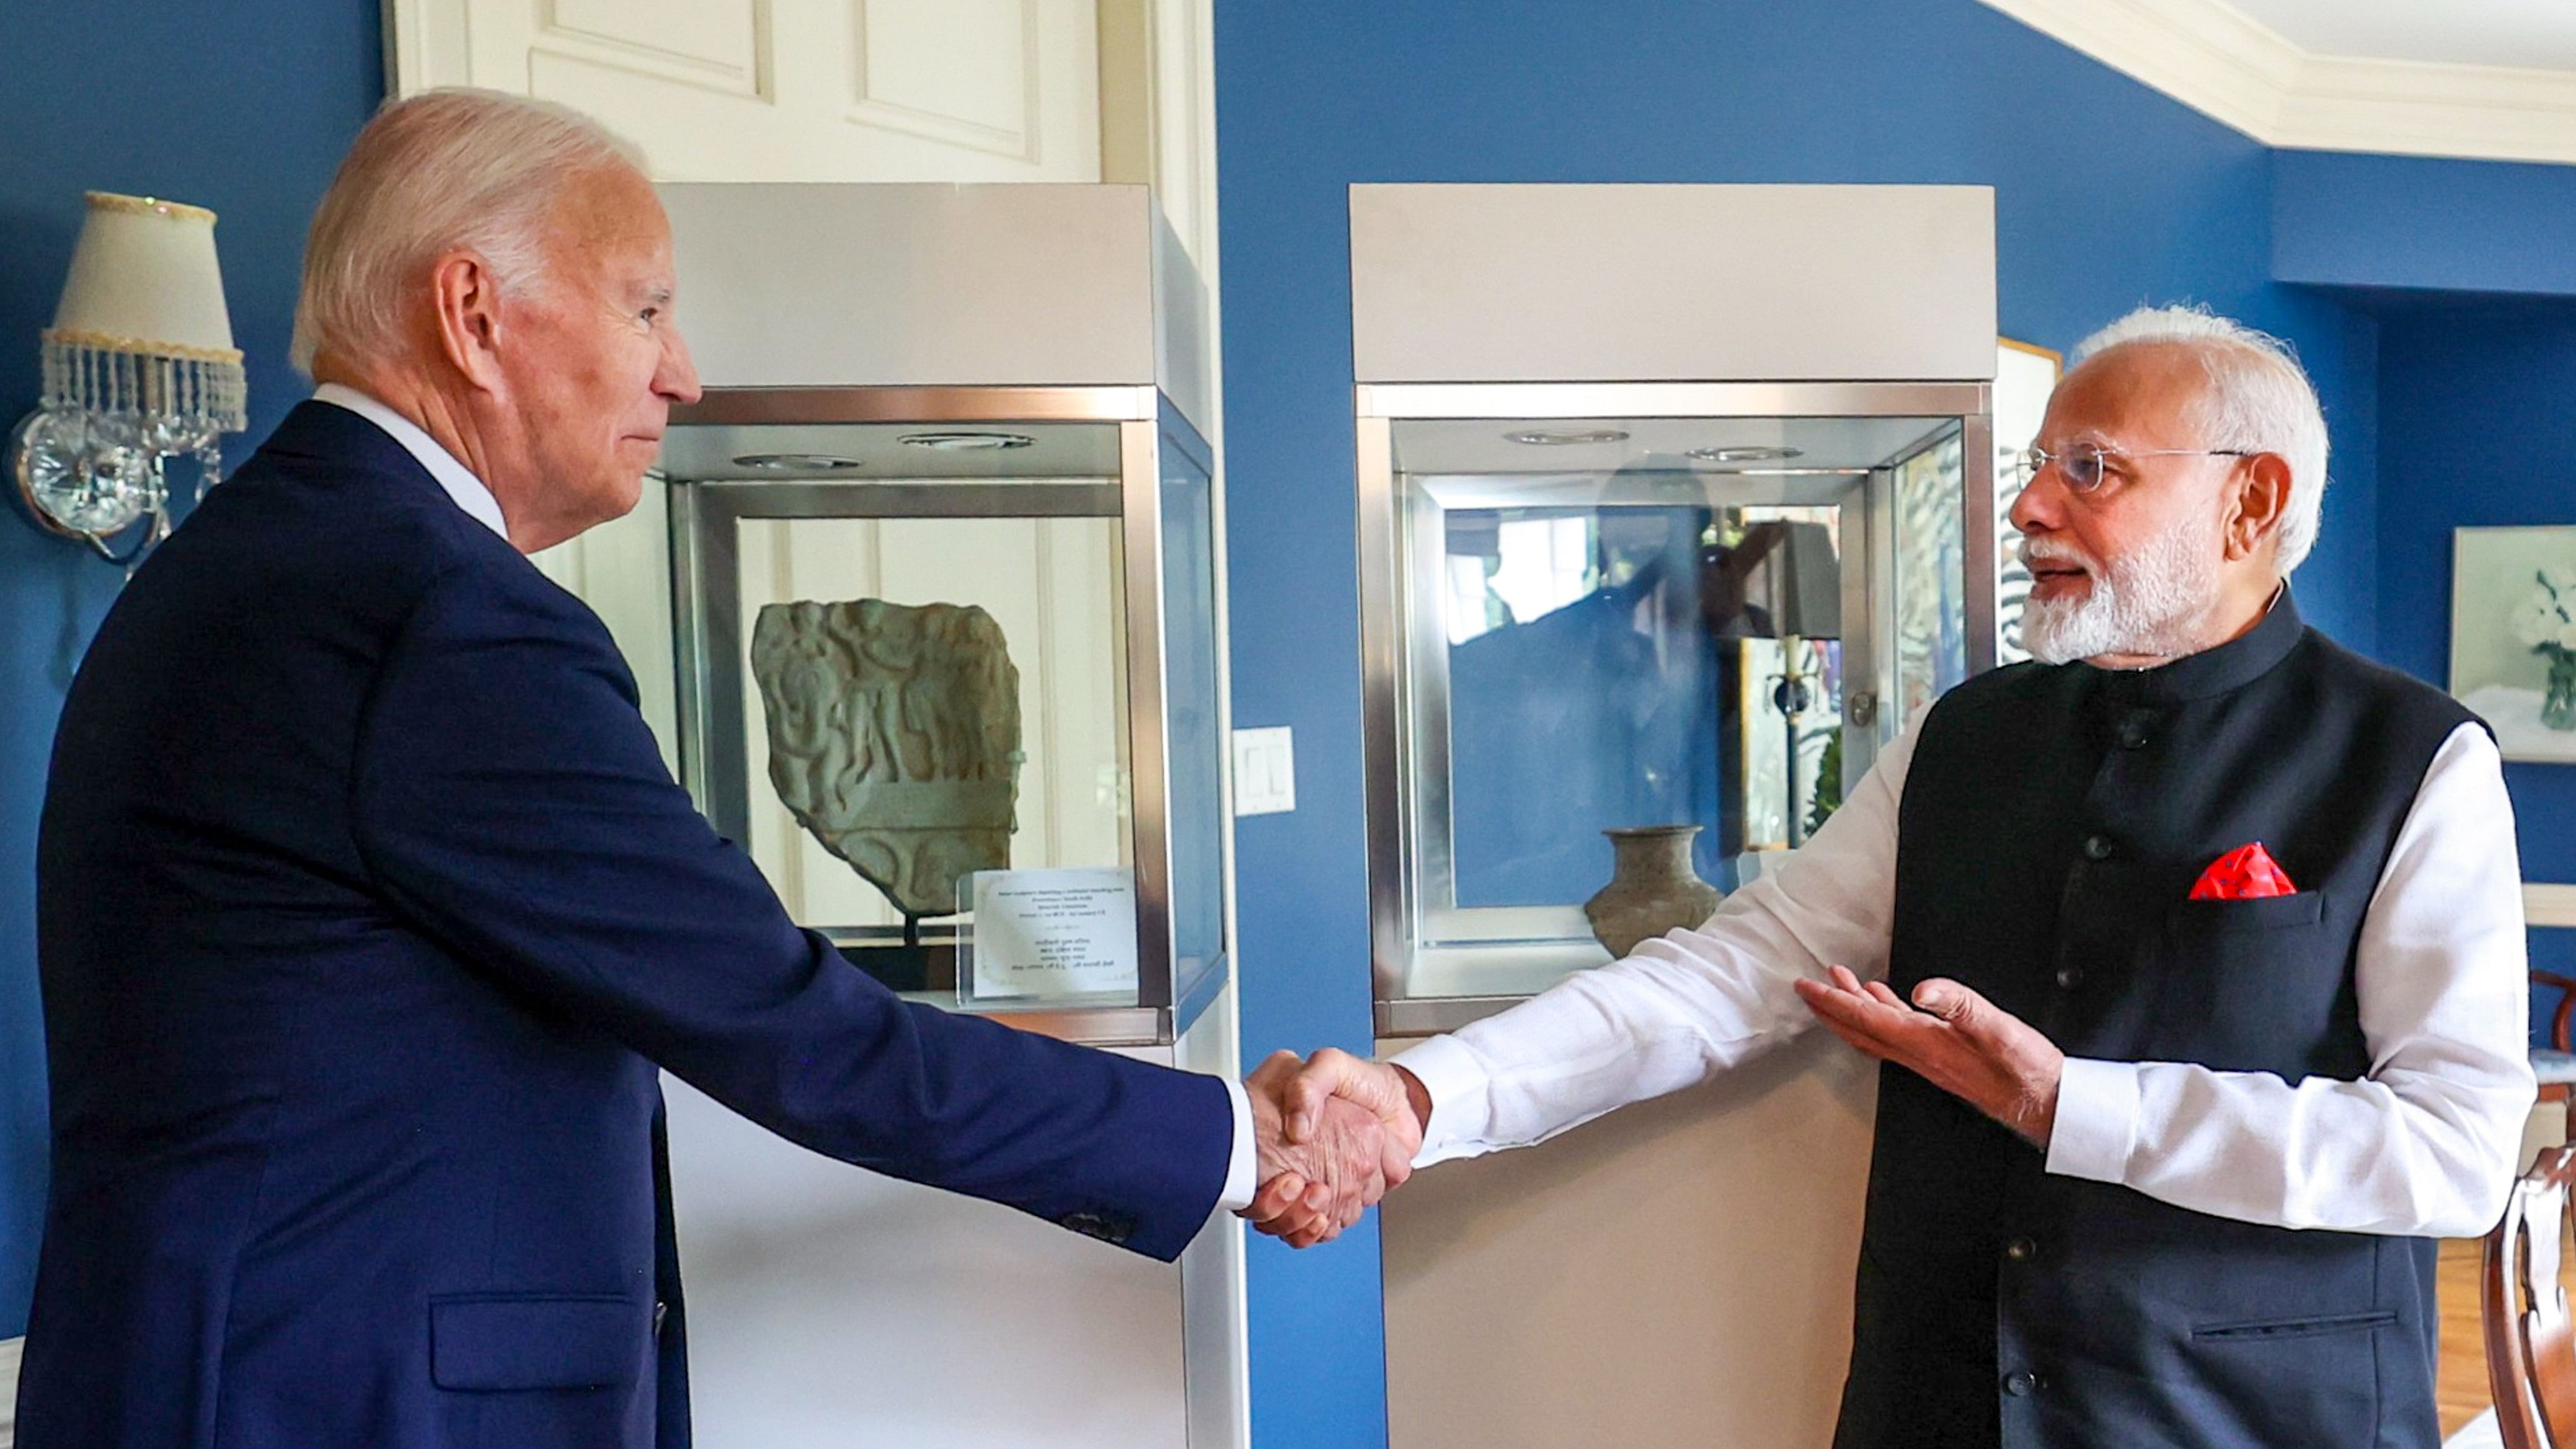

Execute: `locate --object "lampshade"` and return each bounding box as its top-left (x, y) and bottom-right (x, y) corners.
top-left (38, 190), bottom-right (246, 440)
top-left (49, 191), bottom-right (237, 355)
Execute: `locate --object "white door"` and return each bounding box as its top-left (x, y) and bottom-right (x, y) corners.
top-left (386, 0), bottom-right (1100, 182)
top-left (385, 0), bottom-right (1105, 748)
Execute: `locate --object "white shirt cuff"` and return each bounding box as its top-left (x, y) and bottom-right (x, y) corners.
top-left (2044, 1057), bottom-right (2140, 1184)
top-left (1389, 1034), bottom-right (1489, 1168)
top-left (1216, 1075), bottom-right (1257, 1214)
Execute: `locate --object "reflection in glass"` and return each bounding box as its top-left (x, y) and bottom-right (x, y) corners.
top-left (1438, 499), bottom-right (1846, 902)
top-left (1379, 412), bottom-right (1972, 1006)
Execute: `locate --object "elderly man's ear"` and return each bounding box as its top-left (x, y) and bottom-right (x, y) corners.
top-left (2225, 453), bottom-right (2295, 561)
top-left (429, 250), bottom-right (508, 391)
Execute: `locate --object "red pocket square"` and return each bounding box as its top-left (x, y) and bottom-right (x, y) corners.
top-left (2189, 843), bottom-right (2297, 900)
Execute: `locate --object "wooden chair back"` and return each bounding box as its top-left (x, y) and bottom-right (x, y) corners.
top-left (2489, 1144), bottom-right (2576, 1449)
top-left (2539, 971), bottom-right (2576, 1057)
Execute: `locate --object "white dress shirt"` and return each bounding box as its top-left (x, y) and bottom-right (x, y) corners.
top-left (314, 384), bottom-right (510, 541)
top-left (310, 386), bottom-right (1260, 1216)
top-left (1395, 715), bottom-right (2533, 1238)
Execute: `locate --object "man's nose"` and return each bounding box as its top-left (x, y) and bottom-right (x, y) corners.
top-left (658, 324), bottom-right (702, 405)
top-left (2007, 466), bottom-right (2059, 536)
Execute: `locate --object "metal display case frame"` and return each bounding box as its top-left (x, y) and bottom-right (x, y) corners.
top-left (666, 382), bottom-right (1223, 1048)
top-left (1358, 380), bottom-right (1996, 1037)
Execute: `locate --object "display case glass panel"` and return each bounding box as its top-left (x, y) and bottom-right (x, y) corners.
top-left (1361, 387), bottom-right (1993, 1033)
top-left (1157, 426), bottom-right (1227, 1017)
top-left (1892, 430), bottom-right (1972, 721)
top-left (664, 395), bottom-right (1223, 1045)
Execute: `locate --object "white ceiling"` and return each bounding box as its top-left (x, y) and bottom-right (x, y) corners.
top-left (2228, 0), bottom-right (2576, 74)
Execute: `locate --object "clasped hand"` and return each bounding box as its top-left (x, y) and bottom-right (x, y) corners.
top-left (1234, 1049), bottom-right (1426, 1247)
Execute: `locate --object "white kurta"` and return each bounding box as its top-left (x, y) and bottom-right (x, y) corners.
top-left (1395, 716), bottom-right (2535, 1238)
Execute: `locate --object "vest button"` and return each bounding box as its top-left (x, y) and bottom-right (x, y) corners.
top-left (2054, 966), bottom-right (2082, 990)
top-left (2117, 715), bottom-right (2151, 749)
top-left (2003, 1370), bottom-right (2038, 1396)
top-left (2005, 1237), bottom-right (2036, 1261)
top-left (2082, 833), bottom-right (2115, 861)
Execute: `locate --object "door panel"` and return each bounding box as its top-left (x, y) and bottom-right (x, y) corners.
top-left (393, 0), bottom-right (1099, 183)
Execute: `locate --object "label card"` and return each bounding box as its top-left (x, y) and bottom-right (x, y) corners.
top-left (964, 868), bottom-right (1140, 1001)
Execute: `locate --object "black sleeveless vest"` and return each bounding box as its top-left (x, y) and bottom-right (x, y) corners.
top-left (1832, 593), bottom-right (2477, 1449)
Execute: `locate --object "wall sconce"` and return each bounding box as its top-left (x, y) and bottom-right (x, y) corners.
top-left (9, 190), bottom-right (247, 566)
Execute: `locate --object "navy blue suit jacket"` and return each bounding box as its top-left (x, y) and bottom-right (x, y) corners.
top-left (20, 402), bottom-right (1234, 1448)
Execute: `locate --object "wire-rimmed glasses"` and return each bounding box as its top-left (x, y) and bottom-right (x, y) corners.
top-left (2012, 441), bottom-right (2257, 493)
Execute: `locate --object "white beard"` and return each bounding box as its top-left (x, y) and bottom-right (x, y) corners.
top-left (2018, 510), bottom-right (2223, 666)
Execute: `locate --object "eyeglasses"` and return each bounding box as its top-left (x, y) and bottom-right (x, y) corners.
top-left (2012, 441), bottom-right (2257, 493)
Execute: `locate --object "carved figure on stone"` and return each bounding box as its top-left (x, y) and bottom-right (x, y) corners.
top-left (750, 599), bottom-right (1023, 919)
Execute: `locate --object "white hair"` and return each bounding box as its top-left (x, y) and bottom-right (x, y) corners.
top-left (291, 88), bottom-right (646, 375)
top-left (2068, 304), bottom-right (2330, 574)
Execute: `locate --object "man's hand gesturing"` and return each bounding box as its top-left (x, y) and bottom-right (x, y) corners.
top-left (1794, 966), bottom-right (2065, 1146)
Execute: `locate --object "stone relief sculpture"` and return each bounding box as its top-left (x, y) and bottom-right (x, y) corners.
top-left (749, 599), bottom-right (1023, 921)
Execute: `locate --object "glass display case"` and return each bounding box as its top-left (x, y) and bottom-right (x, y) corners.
top-left (665, 384), bottom-right (1223, 1047)
top-left (1360, 382), bottom-right (1995, 1035)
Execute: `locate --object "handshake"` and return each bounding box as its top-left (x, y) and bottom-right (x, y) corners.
top-left (1234, 1048), bottom-right (1431, 1248)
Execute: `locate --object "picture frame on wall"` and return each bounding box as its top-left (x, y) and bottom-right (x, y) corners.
top-left (2450, 525), bottom-right (2576, 763)
top-left (1993, 337), bottom-right (2062, 665)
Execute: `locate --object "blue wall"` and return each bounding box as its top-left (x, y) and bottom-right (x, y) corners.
top-left (0, 1), bottom-right (381, 1338)
top-left (2375, 298), bottom-right (2576, 993)
top-left (1208, 2), bottom-right (2388, 1443)
top-left (2275, 149), bottom-right (2576, 299)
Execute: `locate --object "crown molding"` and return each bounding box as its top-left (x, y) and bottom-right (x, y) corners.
top-left (1978, 0), bottom-right (2297, 138)
top-left (2278, 53), bottom-right (2576, 166)
top-left (1978, 0), bottom-right (2576, 166)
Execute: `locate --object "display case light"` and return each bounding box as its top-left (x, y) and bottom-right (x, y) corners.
top-left (899, 430), bottom-right (1036, 451)
top-left (1503, 427), bottom-right (1629, 446)
top-left (1687, 445), bottom-right (1804, 463)
top-left (733, 453), bottom-right (864, 471)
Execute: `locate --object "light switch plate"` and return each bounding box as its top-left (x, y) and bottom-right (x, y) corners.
top-left (1231, 727), bottom-right (1296, 817)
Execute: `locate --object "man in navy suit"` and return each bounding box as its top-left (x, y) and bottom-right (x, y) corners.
top-left (19, 88), bottom-right (1399, 1448)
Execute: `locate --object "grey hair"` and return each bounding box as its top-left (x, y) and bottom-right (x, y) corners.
top-left (291, 87), bottom-right (646, 375)
top-left (2068, 304), bottom-right (2330, 574)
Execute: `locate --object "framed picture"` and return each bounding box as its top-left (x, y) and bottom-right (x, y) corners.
top-left (2451, 525), bottom-right (2576, 763)
top-left (1993, 337), bottom-right (2063, 665)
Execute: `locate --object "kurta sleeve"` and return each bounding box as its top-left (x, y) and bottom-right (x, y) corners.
top-left (1397, 717), bottom-right (1919, 1165)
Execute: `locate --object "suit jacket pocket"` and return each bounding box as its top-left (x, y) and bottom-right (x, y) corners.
top-left (430, 1292), bottom-right (644, 1392)
top-left (2193, 1309), bottom-right (2396, 1340)
top-left (2144, 888), bottom-right (2346, 1074)
top-left (2180, 1307), bottom-right (2390, 1445)
top-left (2166, 889), bottom-right (2327, 934)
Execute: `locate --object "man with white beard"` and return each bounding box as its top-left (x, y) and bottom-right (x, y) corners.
top-left (1268, 306), bottom-right (2536, 1448)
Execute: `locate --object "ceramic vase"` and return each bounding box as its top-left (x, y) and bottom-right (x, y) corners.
top-left (2545, 647), bottom-right (2576, 733)
top-left (1583, 825), bottom-right (1724, 959)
